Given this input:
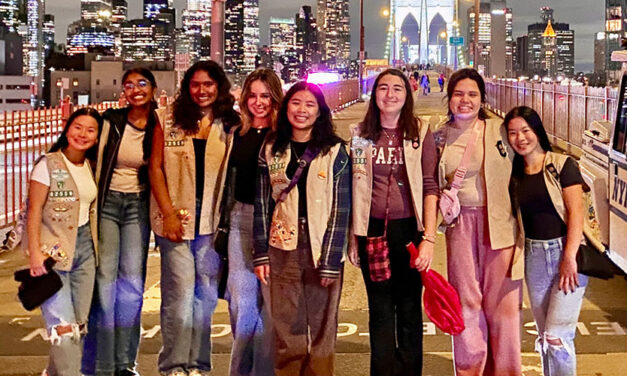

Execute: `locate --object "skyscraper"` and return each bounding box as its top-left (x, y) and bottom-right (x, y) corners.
top-left (595, 32), bottom-right (607, 76)
top-left (81, 0), bottom-right (112, 23)
top-left (26, 0), bottom-right (43, 105)
top-left (224, 0), bottom-right (258, 75)
top-left (526, 7), bottom-right (574, 78)
top-left (182, 0), bottom-right (212, 62)
top-left (43, 14), bottom-right (54, 57)
top-left (0, 0), bottom-right (19, 30)
top-left (295, 5), bottom-right (320, 75)
top-left (144, 0), bottom-right (171, 20)
top-left (120, 19), bottom-right (173, 62)
top-left (316, 0), bottom-right (350, 68)
top-left (111, 0), bottom-right (127, 28)
top-left (605, 0), bottom-right (626, 82)
top-left (270, 17), bottom-right (299, 81)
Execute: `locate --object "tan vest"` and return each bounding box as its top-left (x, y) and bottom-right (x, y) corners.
top-left (150, 108), bottom-right (233, 239)
top-left (350, 123), bottom-right (429, 236)
top-left (437, 118), bottom-right (518, 252)
top-left (265, 141), bottom-right (344, 266)
top-left (513, 152), bottom-right (601, 277)
top-left (34, 152), bottom-right (98, 271)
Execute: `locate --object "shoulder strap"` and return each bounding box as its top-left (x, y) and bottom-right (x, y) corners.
top-left (449, 120), bottom-right (483, 192)
top-left (276, 145), bottom-right (320, 203)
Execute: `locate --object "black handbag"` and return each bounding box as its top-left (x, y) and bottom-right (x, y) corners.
top-left (14, 258), bottom-right (63, 311)
top-left (576, 243), bottom-right (625, 280)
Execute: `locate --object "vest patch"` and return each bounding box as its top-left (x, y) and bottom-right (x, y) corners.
top-left (50, 190), bottom-right (74, 198)
top-left (496, 140), bottom-right (507, 157)
top-left (165, 140), bottom-right (184, 147)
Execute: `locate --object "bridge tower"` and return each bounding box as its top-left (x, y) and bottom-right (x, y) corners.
top-left (386, 0), bottom-right (455, 66)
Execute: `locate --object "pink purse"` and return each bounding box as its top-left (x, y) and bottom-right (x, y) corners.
top-left (439, 121), bottom-right (483, 226)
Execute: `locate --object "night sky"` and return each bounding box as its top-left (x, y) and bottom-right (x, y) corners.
top-left (47, 0), bottom-right (603, 72)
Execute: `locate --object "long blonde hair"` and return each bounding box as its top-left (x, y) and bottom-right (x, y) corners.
top-left (239, 68), bottom-right (283, 135)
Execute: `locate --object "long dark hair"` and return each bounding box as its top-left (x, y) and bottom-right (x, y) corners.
top-left (360, 68), bottom-right (420, 141)
top-left (121, 67), bottom-right (158, 161)
top-left (446, 68), bottom-right (490, 122)
top-left (271, 81), bottom-right (343, 155)
top-left (49, 107), bottom-right (103, 160)
top-left (173, 60), bottom-right (240, 134)
top-left (504, 106), bottom-right (553, 178)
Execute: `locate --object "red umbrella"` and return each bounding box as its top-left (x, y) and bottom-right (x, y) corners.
top-left (407, 242), bottom-right (465, 336)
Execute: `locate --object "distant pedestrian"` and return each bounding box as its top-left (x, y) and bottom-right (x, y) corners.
top-left (438, 74), bottom-right (445, 92)
top-left (420, 73), bottom-right (429, 96)
top-left (61, 95), bottom-right (73, 121)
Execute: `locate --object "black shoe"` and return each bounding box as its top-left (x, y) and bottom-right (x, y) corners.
top-left (115, 369), bottom-right (140, 376)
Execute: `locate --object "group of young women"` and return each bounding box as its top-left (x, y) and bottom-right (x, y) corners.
top-left (24, 62), bottom-right (588, 376)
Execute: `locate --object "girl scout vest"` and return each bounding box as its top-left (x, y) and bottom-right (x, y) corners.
top-left (30, 151), bottom-right (98, 272)
top-left (150, 110), bottom-right (232, 239)
top-left (265, 141), bottom-right (342, 266)
top-left (350, 123), bottom-right (429, 236)
top-left (514, 151), bottom-right (602, 257)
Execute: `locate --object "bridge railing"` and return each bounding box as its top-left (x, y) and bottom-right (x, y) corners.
top-left (0, 79), bottom-right (372, 229)
top-left (0, 102), bottom-right (119, 228)
top-left (484, 78), bottom-right (618, 153)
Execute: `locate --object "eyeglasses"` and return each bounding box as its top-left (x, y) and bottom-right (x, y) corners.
top-left (123, 80), bottom-right (150, 91)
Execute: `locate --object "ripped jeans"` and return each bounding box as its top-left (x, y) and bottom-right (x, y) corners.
top-left (525, 237), bottom-right (588, 376)
top-left (41, 224), bottom-right (96, 376)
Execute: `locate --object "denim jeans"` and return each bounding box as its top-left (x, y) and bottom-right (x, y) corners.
top-left (525, 237), bottom-right (588, 376)
top-left (82, 190), bottom-right (150, 375)
top-left (225, 201), bottom-right (274, 376)
top-left (357, 217), bottom-right (423, 376)
top-left (156, 199), bottom-right (223, 374)
top-left (41, 224), bottom-right (96, 376)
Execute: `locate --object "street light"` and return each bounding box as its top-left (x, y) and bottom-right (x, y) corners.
top-left (438, 31), bottom-right (447, 66)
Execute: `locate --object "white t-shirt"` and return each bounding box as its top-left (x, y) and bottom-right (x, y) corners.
top-left (31, 153), bottom-right (97, 226)
top-left (109, 123), bottom-right (147, 193)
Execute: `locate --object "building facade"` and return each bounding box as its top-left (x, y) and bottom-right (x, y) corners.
top-left (606, 0), bottom-right (626, 82)
top-left (526, 7), bottom-right (575, 78)
top-left (144, 0), bottom-right (170, 20)
top-left (120, 19), bottom-right (173, 62)
top-left (224, 0), bottom-right (259, 75)
top-left (295, 5), bottom-right (320, 76)
top-left (0, 0), bottom-right (19, 30)
top-left (0, 75), bottom-right (32, 111)
top-left (317, 0), bottom-right (350, 68)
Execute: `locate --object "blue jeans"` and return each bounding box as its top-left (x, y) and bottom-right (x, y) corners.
top-left (225, 201), bottom-right (274, 376)
top-left (525, 237), bottom-right (588, 376)
top-left (82, 191), bottom-right (150, 375)
top-left (41, 224), bottom-right (96, 376)
top-left (156, 201), bottom-right (223, 374)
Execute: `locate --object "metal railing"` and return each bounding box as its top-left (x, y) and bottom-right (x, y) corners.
top-left (0, 79), bottom-right (373, 229)
top-left (484, 79), bottom-right (618, 153)
top-left (0, 102), bottom-right (119, 228)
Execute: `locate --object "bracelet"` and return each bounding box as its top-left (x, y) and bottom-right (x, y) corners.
top-left (423, 233), bottom-right (436, 240)
top-left (422, 235), bottom-right (435, 244)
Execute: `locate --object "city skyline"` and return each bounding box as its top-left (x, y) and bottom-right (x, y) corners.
top-left (43, 0), bottom-right (603, 72)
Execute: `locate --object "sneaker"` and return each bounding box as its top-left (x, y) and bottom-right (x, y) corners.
top-left (116, 369), bottom-right (140, 376)
top-left (187, 369), bottom-right (210, 376)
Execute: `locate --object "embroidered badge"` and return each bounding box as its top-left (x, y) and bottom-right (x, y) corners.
top-left (51, 204), bottom-right (71, 222)
top-left (51, 169), bottom-right (69, 182)
top-left (318, 171), bottom-right (326, 180)
top-left (165, 128), bottom-right (185, 147)
top-left (353, 147), bottom-right (367, 165)
top-left (269, 219), bottom-right (296, 248)
top-left (546, 163), bottom-right (559, 181)
top-left (269, 155), bottom-right (286, 173)
top-left (50, 190), bottom-right (74, 198)
top-left (496, 141), bottom-right (507, 157)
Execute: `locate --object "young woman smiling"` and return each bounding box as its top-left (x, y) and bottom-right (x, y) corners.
top-left (82, 68), bottom-right (159, 376)
top-left (348, 68), bottom-right (439, 376)
top-left (26, 108), bottom-right (102, 376)
top-left (505, 106), bottom-right (587, 376)
top-left (253, 81), bottom-right (350, 376)
top-left (223, 68), bottom-right (283, 376)
top-left (434, 68), bottom-right (522, 376)
top-left (149, 61), bottom-right (240, 376)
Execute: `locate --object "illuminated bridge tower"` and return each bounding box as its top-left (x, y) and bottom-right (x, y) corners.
top-left (387, 0), bottom-right (454, 65)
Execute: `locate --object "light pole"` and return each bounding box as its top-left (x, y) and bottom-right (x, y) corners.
top-left (438, 31), bottom-right (447, 66)
top-left (474, 0), bottom-right (479, 68)
top-left (211, 0), bottom-right (226, 66)
top-left (359, 0), bottom-right (365, 98)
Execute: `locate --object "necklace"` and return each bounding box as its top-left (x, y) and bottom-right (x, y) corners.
top-left (291, 143), bottom-right (303, 163)
top-left (252, 126), bottom-right (266, 134)
top-left (382, 128), bottom-right (399, 146)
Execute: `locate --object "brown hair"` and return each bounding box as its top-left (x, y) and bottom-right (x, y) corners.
top-left (360, 68), bottom-right (421, 141)
top-left (446, 68), bottom-right (490, 122)
top-left (239, 68), bottom-right (283, 135)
